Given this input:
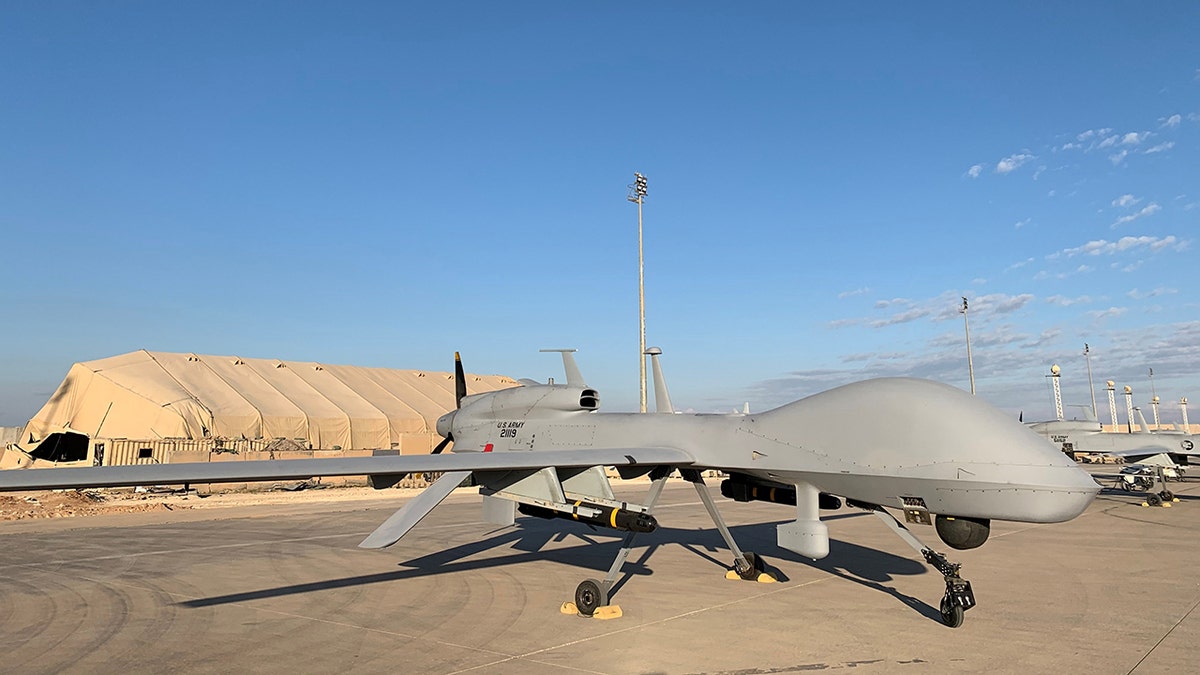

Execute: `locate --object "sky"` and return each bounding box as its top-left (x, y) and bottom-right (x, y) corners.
top-left (1, 2), bottom-right (1198, 428)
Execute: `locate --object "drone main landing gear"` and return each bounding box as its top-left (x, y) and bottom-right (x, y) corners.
top-left (562, 468), bottom-right (672, 619)
top-left (679, 469), bottom-right (776, 584)
top-left (562, 467), bottom-right (775, 619)
top-left (859, 503), bottom-right (975, 628)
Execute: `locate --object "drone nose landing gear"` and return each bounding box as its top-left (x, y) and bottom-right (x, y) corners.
top-left (924, 549), bottom-right (975, 628)
top-left (853, 501), bottom-right (976, 628)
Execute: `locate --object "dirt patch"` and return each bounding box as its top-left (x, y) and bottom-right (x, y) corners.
top-left (0, 483), bottom-right (433, 521)
top-left (0, 490), bottom-right (187, 520)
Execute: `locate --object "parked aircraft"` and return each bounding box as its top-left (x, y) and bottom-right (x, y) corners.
top-left (0, 349), bottom-right (1100, 628)
top-left (1029, 414), bottom-right (1200, 467)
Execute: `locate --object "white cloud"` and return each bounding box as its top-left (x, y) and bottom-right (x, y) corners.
top-left (1111, 202), bottom-right (1161, 228)
top-left (1088, 307), bottom-right (1128, 320)
top-left (870, 307), bottom-right (932, 328)
top-left (1162, 114), bottom-right (1182, 128)
top-left (874, 297), bottom-right (912, 309)
top-left (1059, 234), bottom-right (1182, 257)
top-left (996, 153), bottom-right (1034, 174)
top-left (1006, 257), bottom-right (1034, 271)
top-left (1128, 287), bottom-right (1178, 300)
top-left (1145, 141), bottom-right (1174, 154)
top-left (1076, 128), bottom-right (1111, 143)
top-left (971, 278), bottom-right (987, 286)
top-left (1121, 132), bottom-right (1148, 145)
top-left (1098, 135), bottom-right (1119, 149)
top-left (1076, 264), bottom-right (1093, 273)
top-left (1112, 194), bottom-right (1140, 208)
top-left (1045, 295), bottom-right (1092, 306)
top-left (1109, 150), bottom-right (1129, 165)
top-left (1032, 165), bottom-right (1046, 180)
top-left (989, 293), bottom-right (1035, 313)
top-left (1061, 142), bottom-right (1081, 151)
top-left (966, 164), bottom-right (983, 178)
top-left (1014, 218), bottom-right (1031, 229)
top-left (837, 287), bottom-right (870, 299)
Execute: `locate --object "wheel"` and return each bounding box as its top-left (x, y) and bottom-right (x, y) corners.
top-left (1161, 491), bottom-right (1175, 501)
top-left (736, 552), bottom-right (764, 580)
top-left (575, 578), bottom-right (607, 617)
top-left (1147, 493), bottom-right (1163, 507)
top-left (940, 596), bottom-right (965, 628)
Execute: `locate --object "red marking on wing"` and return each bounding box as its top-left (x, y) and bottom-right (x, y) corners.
top-left (484, 443), bottom-right (494, 453)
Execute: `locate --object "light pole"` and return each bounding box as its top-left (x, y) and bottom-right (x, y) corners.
top-left (1148, 368), bottom-right (1159, 429)
top-left (1107, 381), bottom-right (1118, 432)
top-left (628, 173), bottom-right (649, 413)
top-left (1124, 385), bottom-right (1134, 432)
top-left (1084, 344), bottom-right (1097, 421)
top-left (1049, 365), bottom-right (1063, 421)
top-left (960, 297), bottom-right (975, 395)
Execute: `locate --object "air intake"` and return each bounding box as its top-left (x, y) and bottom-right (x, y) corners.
top-left (580, 389), bottom-right (600, 410)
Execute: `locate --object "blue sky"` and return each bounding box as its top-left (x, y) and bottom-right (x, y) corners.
top-left (2, 2), bottom-right (1197, 427)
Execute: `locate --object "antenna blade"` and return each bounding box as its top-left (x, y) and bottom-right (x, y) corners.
top-left (539, 349), bottom-right (585, 386)
top-left (647, 349), bottom-right (674, 413)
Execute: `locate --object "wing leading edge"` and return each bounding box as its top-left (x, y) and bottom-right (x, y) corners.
top-left (0, 447), bottom-right (695, 492)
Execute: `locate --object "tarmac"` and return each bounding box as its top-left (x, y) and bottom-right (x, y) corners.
top-left (1, 467), bottom-right (1198, 674)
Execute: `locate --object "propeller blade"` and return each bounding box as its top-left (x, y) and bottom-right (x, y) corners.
top-left (454, 351), bottom-right (466, 408)
top-left (431, 435), bottom-right (452, 455)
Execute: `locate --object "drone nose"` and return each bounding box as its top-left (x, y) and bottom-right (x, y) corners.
top-left (436, 410), bottom-right (456, 438)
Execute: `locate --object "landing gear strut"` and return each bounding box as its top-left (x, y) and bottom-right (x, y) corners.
top-left (567, 467), bottom-right (672, 618)
top-left (854, 502), bottom-right (976, 628)
top-left (567, 467), bottom-right (772, 618)
top-left (679, 469), bottom-right (773, 583)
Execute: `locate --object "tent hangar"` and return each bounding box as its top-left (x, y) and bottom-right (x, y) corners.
top-left (4, 350), bottom-right (518, 468)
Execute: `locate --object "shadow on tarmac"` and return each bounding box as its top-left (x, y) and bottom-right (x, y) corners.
top-left (180, 512), bottom-right (939, 622)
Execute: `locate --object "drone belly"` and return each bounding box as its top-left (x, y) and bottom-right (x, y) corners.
top-left (782, 462), bottom-right (1099, 525)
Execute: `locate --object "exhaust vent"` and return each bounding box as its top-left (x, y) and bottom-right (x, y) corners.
top-left (580, 389), bottom-right (600, 410)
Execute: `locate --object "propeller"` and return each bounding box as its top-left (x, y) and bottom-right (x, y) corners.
top-left (431, 352), bottom-right (466, 455)
top-left (454, 351), bottom-right (467, 408)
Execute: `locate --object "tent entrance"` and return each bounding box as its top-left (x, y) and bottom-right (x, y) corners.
top-left (29, 432), bottom-right (90, 463)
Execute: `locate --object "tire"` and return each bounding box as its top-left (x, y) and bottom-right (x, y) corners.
top-left (940, 597), bottom-right (965, 628)
top-left (1147, 493), bottom-right (1163, 507)
top-left (737, 552), bottom-right (763, 580)
top-left (575, 579), bottom-right (607, 617)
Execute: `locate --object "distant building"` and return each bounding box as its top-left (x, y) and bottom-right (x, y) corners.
top-left (2, 350), bottom-right (517, 472)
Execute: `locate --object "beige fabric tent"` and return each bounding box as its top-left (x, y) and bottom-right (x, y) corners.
top-left (21, 350), bottom-right (518, 450)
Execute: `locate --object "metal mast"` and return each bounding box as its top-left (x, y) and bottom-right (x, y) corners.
top-left (1124, 386), bottom-right (1134, 432)
top-left (1106, 381), bottom-right (1118, 432)
top-left (1148, 368), bottom-right (1159, 429)
top-left (961, 297), bottom-right (975, 395)
top-left (1084, 344), bottom-right (1097, 420)
top-left (1049, 365), bottom-right (1063, 421)
top-left (628, 173), bottom-right (649, 413)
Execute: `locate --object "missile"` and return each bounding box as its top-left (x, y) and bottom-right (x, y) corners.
top-left (721, 478), bottom-right (842, 510)
top-left (518, 502), bottom-right (657, 533)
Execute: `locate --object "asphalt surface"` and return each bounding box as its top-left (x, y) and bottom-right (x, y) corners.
top-left (2, 469), bottom-right (1198, 674)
